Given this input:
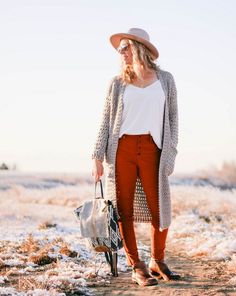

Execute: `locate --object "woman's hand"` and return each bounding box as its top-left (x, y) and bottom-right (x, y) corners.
top-left (92, 159), bottom-right (104, 182)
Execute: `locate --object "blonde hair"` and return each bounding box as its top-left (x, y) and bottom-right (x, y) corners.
top-left (119, 38), bottom-right (160, 84)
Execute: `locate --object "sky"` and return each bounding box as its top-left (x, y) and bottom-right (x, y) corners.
top-left (0, 0), bottom-right (236, 175)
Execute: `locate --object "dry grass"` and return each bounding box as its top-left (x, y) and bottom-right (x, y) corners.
top-left (59, 243), bottom-right (77, 258)
top-left (38, 221), bottom-right (57, 230)
top-left (197, 160), bottom-right (236, 184)
top-left (17, 234), bottom-right (77, 266)
top-left (17, 276), bottom-right (64, 295)
top-left (217, 160), bottom-right (236, 183)
top-left (0, 234), bottom-right (86, 294)
top-left (18, 276), bottom-right (48, 292)
top-left (29, 252), bottom-right (56, 266)
top-left (16, 234), bottom-right (56, 265)
top-left (18, 234), bottom-right (41, 254)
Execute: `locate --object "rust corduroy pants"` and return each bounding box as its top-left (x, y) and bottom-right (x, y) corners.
top-left (115, 133), bottom-right (168, 266)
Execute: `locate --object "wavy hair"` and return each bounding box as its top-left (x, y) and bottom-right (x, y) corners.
top-left (119, 38), bottom-right (160, 84)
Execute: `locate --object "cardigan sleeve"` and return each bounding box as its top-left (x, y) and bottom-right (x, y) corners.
top-left (91, 77), bottom-right (115, 162)
top-left (168, 72), bottom-right (179, 149)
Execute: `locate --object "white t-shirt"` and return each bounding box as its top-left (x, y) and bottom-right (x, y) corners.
top-left (119, 79), bottom-right (166, 149)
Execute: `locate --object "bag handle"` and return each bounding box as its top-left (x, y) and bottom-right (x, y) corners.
top-left (94, 179), bottom-right (104, 199)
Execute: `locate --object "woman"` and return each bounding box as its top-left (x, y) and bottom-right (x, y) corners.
top-left (91, 28), bottom-right (180, 286)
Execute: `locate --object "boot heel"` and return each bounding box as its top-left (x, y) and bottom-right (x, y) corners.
top-left (149, 259), bottom-right (181, 281)
top-left (150, 267), bottom-right (170, 280)
top-left (131, 261), bottom-right (158, 286)
top-left (150, 269), bottom-right (162, 278)
top-left (157, 270), bottom-right (170, 281)
top-left (131, 278), bottom-right (138, 285)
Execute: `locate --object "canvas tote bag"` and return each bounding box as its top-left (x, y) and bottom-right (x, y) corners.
top-left (74, 179), bottom-right (123, 276)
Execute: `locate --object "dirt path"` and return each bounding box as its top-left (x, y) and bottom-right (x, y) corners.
top-left (88, 225), bottom-right (236, 296)
top-left (88, 250), bottom-right (236, 296)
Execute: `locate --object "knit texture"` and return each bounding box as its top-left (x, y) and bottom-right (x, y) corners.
top-left (91, 68), bottom-right (179, 231)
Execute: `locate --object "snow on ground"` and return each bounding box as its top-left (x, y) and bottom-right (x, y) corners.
top-left (168, 185), bottom-right (236, 260)
top-left (0, 171), bottom-right (236, 295)
top-left (0, 172), bottom-right (131, 295)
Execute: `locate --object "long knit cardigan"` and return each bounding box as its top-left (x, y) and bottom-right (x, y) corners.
top-left (91, 68), bottom-right (179, 231)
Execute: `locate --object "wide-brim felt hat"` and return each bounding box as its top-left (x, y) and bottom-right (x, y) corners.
top-left (109, 27), bottom-right (159, 60)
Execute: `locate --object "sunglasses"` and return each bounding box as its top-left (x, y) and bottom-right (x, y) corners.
top-left (117, 43), bottom-right (130, 54)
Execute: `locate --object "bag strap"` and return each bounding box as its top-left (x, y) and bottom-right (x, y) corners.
top-left (94, 179), bottom-right (104, 199)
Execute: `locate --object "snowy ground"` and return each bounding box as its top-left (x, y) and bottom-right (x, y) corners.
top-left (0, 171), bottom-right (236, 295)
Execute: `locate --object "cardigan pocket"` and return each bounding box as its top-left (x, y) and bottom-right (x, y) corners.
top-left (165, 145), bottom-right (178, 176)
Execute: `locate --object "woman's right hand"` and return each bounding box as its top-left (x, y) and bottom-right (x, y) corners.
top-left (92, 159), bottom-right (104, 182)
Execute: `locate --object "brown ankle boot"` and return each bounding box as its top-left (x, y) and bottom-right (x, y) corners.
top-left (148, 258), bottom-right (181, 281)
top-left (131, 261), bottom-right (158, 286)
